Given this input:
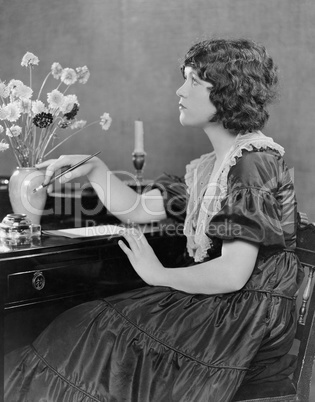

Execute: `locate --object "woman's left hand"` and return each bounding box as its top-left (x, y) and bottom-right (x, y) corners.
top-left (118, 229), bottom-right (165, 286)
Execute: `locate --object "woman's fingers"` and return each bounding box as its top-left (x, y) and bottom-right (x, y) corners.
top-left (123, 230), bottom-right (142, 252)
top-left (36, 156), bottom-right (68, 185)
top-left (118, 239), bottom-right (132, 257)
top-left (36, 155), bottom-right (90, 186)
top-left (47, 183), bottom-right (54, 194)
top-left (118, 229), bottom-right (164, 287)
top-left (138, 230), bottom-right (149, 245)
top-left (119, 229), bottom-right (147, 256)
top-left (35, 158), bottom-right (58, 186)
top-left (35, 159), bottom-right (58, 168)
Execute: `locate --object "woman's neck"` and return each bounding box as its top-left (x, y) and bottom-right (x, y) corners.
top-left (204, 124), bottom-right (237, 162)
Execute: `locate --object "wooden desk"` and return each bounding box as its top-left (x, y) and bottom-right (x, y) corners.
top-left (0, 222), bottom-right (187, 399)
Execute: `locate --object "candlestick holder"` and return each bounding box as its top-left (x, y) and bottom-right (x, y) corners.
top-left (132, 151), bottom-right (146, 192)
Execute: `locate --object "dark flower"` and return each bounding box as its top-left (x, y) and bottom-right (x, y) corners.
top-left (33, 112), bottom-right (53, 128)
top-left (64, 103), bottom-right (79, 120)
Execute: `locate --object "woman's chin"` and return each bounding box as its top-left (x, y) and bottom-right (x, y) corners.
top-left (179, 115), bottom-right (190, 127)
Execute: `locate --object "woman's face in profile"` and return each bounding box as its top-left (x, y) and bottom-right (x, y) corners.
top-left (176, 66), bottom-right (215, 129)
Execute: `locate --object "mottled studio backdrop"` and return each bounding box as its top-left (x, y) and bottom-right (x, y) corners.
top-left (0, 0), bottom-right (314, 219)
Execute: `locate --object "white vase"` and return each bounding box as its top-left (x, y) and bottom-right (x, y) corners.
top-left (8, 167), bottom-right (47, 225)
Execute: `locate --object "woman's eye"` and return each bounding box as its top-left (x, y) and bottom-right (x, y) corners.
top-left (192, 76), bottom-right (199, 86)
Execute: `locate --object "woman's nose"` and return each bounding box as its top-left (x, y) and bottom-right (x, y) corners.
top-left (176, 82), bottom-right (186, 98)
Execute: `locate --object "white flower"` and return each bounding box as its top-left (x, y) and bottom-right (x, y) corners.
top-left (4, 102), bottom-right (21, 122)
top-left (0, 139), bottom-right (9, 152)
top-left (61, 94), bottom-right (78, 114)
top-left (0, 82), bottom-right (10, 98)
top-left (32, 100), bottom-right (46, 115)
top-left (21, 52), bottom-right (39, 67)
top-left (7, 79), bottom-right (24, 93)
top-left (6, 125), bottom-right (22, 137)
top-left (60, 68), bottom-right (77, 85)
top-left (13, 83), bottom-right (33, 100)
top-left (70, 120), bottom-right (86, 130)
top-left (51, 62), bottom-right (63, 79)
top-left (0, 52), bottom-right (105, 166)
top-left (76, 66), bottom-right (90, 84)
top-left (47, 89), bottom-right (65, 110)
top-left (100, 112), bottom-right (112, 131)
top-left (19, 99), bottom-right (32, 114)
top-left (0, 106), bottom-right (10, 120)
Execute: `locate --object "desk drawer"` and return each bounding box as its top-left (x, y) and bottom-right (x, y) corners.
top-left (6, 260), bottom-right (102, 304)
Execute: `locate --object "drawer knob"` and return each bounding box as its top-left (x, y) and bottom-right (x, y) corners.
top-left (32, 271), bottom-right (45, 291)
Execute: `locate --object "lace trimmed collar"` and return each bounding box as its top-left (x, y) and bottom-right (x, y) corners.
top-left (183, 131), bottom-right (285, 262)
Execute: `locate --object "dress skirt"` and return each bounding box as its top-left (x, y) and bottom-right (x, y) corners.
top-left (4, 250), bottom-right (299, 402)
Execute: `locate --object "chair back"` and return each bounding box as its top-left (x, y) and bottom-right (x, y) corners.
top-left (233, 212), bottom-right (315, 402)
top-left (293, 212), bottom-right (315, 401)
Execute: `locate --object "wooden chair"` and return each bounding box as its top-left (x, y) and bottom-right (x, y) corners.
top-left (233, 212), bottom-right (315, 402)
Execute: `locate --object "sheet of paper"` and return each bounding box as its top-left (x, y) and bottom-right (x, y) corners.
top-left (42, 222), bottom-right (161, 238)
top-left (42, 225), bottom-right (126, 238)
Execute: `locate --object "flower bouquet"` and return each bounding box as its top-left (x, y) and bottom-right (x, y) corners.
top-left (0, 52), bottom-right (112, 166)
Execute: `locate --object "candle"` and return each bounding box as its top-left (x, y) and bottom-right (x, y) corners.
top-left (134, 120), bottom-right (144, 153)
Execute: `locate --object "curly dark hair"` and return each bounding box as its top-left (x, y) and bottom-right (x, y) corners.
top-left (181, 38), bottom-right (279, 134)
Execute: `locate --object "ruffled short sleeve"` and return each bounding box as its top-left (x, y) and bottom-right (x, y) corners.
top-left (151, 173), bottom-right (188, 222)
top-left (208, 150), bottom-right (296, 249)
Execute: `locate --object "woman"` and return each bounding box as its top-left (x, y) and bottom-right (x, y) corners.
top-left (5, 38), bottom-right (303, 402)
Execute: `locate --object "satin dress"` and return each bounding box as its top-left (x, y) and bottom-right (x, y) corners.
top-left (4, 148), bottom-right (303, 402)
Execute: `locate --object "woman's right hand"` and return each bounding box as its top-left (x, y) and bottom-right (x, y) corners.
top-left (35, 154), bottom-right (103, 193)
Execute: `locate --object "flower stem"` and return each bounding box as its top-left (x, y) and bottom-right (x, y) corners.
top-left (44, 121), bottom-right (97, 158)
top-left (7, 135), bottom-right (22, 167)
top-left (38, 124), bottom-right (58, 161)
top-left (31, 126), bottom-right (37, 166)
top-left (29, 66), bottom-right (32, 89)
top-left (63, 85), bottom-right (70, 95)
top-left (37, 72), bottom-right (51, 100)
